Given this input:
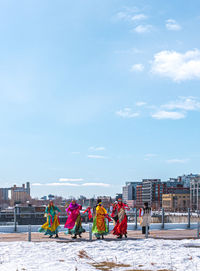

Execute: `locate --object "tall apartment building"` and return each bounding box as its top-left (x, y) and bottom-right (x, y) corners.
top-left (178, 173), bottom-right (200, 188)
top-left (10, 182), bottom-right (31, 205)
top-left (142, 179), bottom-right (165, 210)
top-left (136, 185), bottom-right (143, 208)
top-left (190, 177), bottom-right (200, 210)
top-left (122, 182), bottom-right (141, 202)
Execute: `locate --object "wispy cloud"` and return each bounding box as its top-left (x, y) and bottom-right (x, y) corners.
top-left (115, 7), bottom-right (140, 22)
top-left (32, 183), bottom-right (43, 186)
top-left (145, 154), bottom-right (157, 158)
top-left (89, 146), bottom-right (106, 152)
top-left (162, 97), bottom-right (200, 111)
top-left (151, 97), bottom-right (200, 120)
top-left (130, 64), bottom-right (144, 72)
top-left (131, 14), bottom-right (147, 21)
top-left (32, 182), bottom-right (79, 187)
top-left (116, 108), bottom-right (140, 118)
top-left (32, 182), bottom-right (111, 187)
top-left (166, 159), bottom-right (189, 164)
top-left (136, 102), bottom-right (147, 107)
top-left (87, 155), bottom-right (108, 159)
top-left (144, 153), bottom-right (157, 160)
top-left (59, 178), bottom-right (84, 182)
top-left (151, 110), bottom-right (186, 120)
top-left (166, 19), bottom-right (181, 31)
top-left (151, 49), bottom-right (200, 81)
top-left (134, 24), bottom-right (152, 33)
top-left (82, 182), bottom-right (110, 187)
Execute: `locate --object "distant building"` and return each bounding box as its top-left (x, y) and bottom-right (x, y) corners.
top-left (142, 179), bottom-right (165, 210)
top-left (162, 192), bottom-right (190, 211)
top-left (0, 188), bottom-right (9, 201)
top-left (10, 182), bottom-right (31, 205)
top-left (122, 182), bottom-right (141, 202)
top-left (136, 185), bottom-right (143, 208)
top-left (190, 177), bottom-right (200, 210)
top-left (179, 174), bottom-right (200, 188)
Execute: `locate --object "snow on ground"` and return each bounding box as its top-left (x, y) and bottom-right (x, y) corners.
top-left (0, 239), bottom-right (200, 271)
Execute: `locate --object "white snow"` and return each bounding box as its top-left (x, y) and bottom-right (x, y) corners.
top-left (0, 239), bottom-right (200, 271)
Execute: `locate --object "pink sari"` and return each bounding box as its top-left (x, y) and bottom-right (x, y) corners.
top-left (64, 203), bottom-right (82, 229)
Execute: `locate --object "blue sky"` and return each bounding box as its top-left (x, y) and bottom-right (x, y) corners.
top-left (0, 0), bottom-right (200, 198)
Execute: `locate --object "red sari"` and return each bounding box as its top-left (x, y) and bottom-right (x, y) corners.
top-left (112, 203), bottom-right (128, 236)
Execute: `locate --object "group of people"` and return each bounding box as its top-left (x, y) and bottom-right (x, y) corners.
top-left (39, 199), bottom-right (151, 239)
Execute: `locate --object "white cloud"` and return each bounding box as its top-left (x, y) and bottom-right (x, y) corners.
top-left (145, 154), bottom-right (157, 157)
top-left (131, 14), bottom-right (147, 21)
top-left (163, 97), bottom-right (200, 111)
top-left (151, 49), bottom-right (200, 81)
top-left (87, 155), bottom-right (108, 159)
top-left (32, 182), bottom-right (110, 187)
top-left (116, 108), bottom-right (140, 118)
top-left (136, 102), bottom-right (146, 107)
top-left (82, 182), bottom-right (110, 187)
top-left (48, 183), bottom-right (79, 186)
top-left (59, 178), bottom-right (84, 182)
top-left (166, 159), bottom-right (189, 164)
top-left (115, 7), bottom-right (140, 22)
top-left (32, 183), bottom-right (43, 186)
top-left (151, 110), bottom-right (186, 120)
top-left (116, 11), bottom-right (129, 21)
top-left (89, 146), bottom-right (106, 152)
top-left (32, 182), bottom-right (79, 187)
top-left (134, 24), bottom-right (152, 33)
top-left (144, 153), bottom-right (157, 160)
top-left (166, 19), bottom-right (181, 31)
top-left (130, 64), bottom-right (144, 72)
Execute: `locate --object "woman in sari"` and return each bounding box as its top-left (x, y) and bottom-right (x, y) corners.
top-left (64, 200), bottom-right (85, 239)
top-left (111, 199), bottom-right (129, 239)
top-left (39, 201), bottom-right (61, 238)
top-left (92, 199), bottom-right (109, 240)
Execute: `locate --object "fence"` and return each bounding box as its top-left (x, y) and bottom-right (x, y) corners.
top-left (0, 208), bottom-right (199, 241)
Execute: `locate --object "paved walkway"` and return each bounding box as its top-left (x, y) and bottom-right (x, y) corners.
top-left (0, 229), bottom-right (199, 242)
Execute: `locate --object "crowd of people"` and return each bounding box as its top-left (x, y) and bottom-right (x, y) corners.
top-left (39, 199), bottom-right (152, 239)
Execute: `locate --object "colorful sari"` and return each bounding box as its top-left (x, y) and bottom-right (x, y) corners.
top-left (64, 202), bottom-right (85, 236)
top-left (39, 205), bottom-right (61, 236)
top-left (111, 203), bottom-right (128, 237)
top-left (92, 204), bottom-right (109, 238)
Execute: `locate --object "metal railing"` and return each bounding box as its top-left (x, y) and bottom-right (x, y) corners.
top-left (0, 208), bottom-right (199, 241)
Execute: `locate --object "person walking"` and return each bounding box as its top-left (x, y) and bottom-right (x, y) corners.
top-left (111, 199), bottom-right (129, 239)
top-left (92, 199), bottom-right (109, 240)
top-left (140, 202), bottom-right (152, 235)
top-left (64, 200), bottom-right (85, 239)
top-left (39, 201), bottom-right (61, 238)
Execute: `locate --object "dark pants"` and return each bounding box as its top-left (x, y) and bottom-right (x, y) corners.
top-left (142, 226), bottom-right (149, 234)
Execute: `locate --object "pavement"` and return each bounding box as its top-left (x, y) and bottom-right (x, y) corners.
top-left (0, 229), bottom-right (199, 242)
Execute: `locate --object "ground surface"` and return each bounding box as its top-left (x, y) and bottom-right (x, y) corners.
top-left (0, 230), bottom-right (200, 270)
top-left (0, 229), bottom-right (198, 242)
top-left (0, 238), bottom-right (200, 271)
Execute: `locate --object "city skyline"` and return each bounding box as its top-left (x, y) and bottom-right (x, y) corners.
top-left (0, 1), bottom-right (200, 198)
